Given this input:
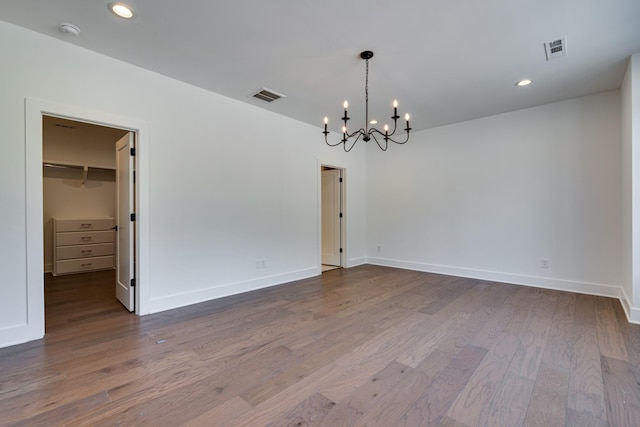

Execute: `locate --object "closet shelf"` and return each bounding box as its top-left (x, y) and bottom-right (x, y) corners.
top-left (43, 161), bottom-right (115, 184)
top-left (43, 162), bottom-right (83, 170)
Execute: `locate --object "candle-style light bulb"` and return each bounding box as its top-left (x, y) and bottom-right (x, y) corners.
top-left (393, 100), bottom-right (398, 108)
top-left (342, 126), bottom-right (347, 134)
top-left (405, 113), bottom-right (410, 122)
top-left (384, 124), bottom-right (389, 133)
top-left (343, 100), bottom-right (349, 109)
top-left (324, 116), bottom-right (328, 125)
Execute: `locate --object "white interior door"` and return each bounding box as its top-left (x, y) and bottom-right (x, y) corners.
top-left (115, 133), bottom-right (135, 311)
top-left (322, 168), bottom-right (341, 266)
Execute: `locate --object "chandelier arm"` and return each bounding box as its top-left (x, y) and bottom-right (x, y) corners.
top-left (324, 133), bottom-right (346, 147)
top-left (346, 128), bottom-right (367, 139)
top-left (386, 117), bottom-right (399, 136)
top-left (370, 132), bottom-right (388, 151)
top-left (343, 132), bottom-right (364, 152)
top-left (384, 130), bottom-right (410, 145)
top-left (368, 128), bottom-right (387, 142)
top-left (324, 128), bottom-right (368, 148)
top-left (368, 126), bottom-right (410, 145)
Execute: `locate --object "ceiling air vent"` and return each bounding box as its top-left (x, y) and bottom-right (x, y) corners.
top-left (249, 87), bottom-right (287, 103)
top-left (544, 37), bottom-right (567, 61)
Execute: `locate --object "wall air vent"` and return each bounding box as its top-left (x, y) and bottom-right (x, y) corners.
top-left (545, 37), bottom-right (567, 61)
top-left (249, 87), bottom-right (287, 103)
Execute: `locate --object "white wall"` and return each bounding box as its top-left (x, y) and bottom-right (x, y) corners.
top-left (367, 91), bottom-right (622, 298)
top-left (621, 53), bottom-right (640, 320)
top-left (0, 21), bottom-right (366, 348)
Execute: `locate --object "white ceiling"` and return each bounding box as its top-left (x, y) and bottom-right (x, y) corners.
top-left (2, 0), bottom-right (639, 133)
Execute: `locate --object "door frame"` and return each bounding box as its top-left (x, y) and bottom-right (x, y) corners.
top-left (318, 160), bottom-right (346, 271)
top-left (25, 98), bottom-right (149, 340)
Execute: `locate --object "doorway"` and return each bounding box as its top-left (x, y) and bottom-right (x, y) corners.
top-left (43, 116), bottom-right (137, 321)
top-left (21, 97), bottom-right (149, 344)
top-left (321, 166), bottom-right (344, 272)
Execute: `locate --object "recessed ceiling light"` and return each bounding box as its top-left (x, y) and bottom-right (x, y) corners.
top-left (109, 3), bottom-right (134, 19)
top-left (516, 79), bottom-right (533, 87)
top-left (369, 120), bottom-right (378, 125)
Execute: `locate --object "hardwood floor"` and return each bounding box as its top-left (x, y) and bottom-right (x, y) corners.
top-left (1, 266), bottom-right (640, 426)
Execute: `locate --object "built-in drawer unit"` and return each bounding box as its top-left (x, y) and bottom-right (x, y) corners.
top-left (53, 218), bottom-right (115, 276)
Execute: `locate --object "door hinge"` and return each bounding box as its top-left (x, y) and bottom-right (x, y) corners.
top-left (340, 248), bottom-right (343, 253)
top-left (130, 147), bottom-right (136, 156)
top-left (339, 177), bottom-right (343, 182)
top-left (112, 225), bottom-right (118, 231)
top-left (339, 213), bottom-right (343, 218)
top-left (130, 213), bottom-right (136, 221)
top-left (130, 278), bottom-right (136, 288)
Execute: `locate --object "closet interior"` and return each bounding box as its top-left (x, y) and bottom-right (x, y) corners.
top-left (42, 116), bottom-right (128, 276)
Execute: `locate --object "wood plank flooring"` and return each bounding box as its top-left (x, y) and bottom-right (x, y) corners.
top-left (1, 266), bottom-right (640, 426)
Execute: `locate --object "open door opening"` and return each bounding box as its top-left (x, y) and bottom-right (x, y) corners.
top-left (42, 115), bottom-right (138, 332)
top-left (321, 166), bottom-right (344, 272)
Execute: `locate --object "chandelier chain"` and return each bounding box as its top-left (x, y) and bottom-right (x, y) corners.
top-left (365, 58), bottom-right (369, 131)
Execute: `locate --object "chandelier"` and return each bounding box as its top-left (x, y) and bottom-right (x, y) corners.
top-left (323, 51), bottom-right (411, 152)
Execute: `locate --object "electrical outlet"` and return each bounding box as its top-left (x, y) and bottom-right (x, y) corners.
top-left (541, 258), bottom-right (549, 269)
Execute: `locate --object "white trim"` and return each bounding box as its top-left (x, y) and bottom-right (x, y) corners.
top-left (148, 267), bottom-right (318, 313)
top-left (0, 322), bottom-right (32, 349)
top-left (347, 257), bottom-right (367, 267)
top-left (367, 256), bottom-right (622, 299)
top-left (22, 98), bottom-right (150, 346)
top-left (620, 286), bottom-right (640, 324)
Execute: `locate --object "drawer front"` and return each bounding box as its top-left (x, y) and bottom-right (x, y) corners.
top-left (56, 243), bottom-right (114, 260)
top-left (55, 218), bottom-right (114, 232)
top-left (56, 230), bottom-right (114, 246)
top-left (55, 256), bottom-right (114, 275)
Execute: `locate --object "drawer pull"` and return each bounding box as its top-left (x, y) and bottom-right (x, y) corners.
top-left (81, 263), bottom-right (92, 267)
top-left (81, 249), bottom-right (93, 253)
top-left (80, 223), bottom-right (92, 228)
top-left (80, 237), bottom-right (92, 241)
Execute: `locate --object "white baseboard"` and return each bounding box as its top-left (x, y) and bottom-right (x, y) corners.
top-left (148, 267), bottom-right (318, 313)
top-left (117, 258), bottom-right (640, 326)
top-left (0, 322), bottom-right (44, 349)
top-left (620, 287), bottom-right (640, 324)
top-left (367, 256), bottom-right (622, 298)
top-left (347, 257), bottom-right (367, 268)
